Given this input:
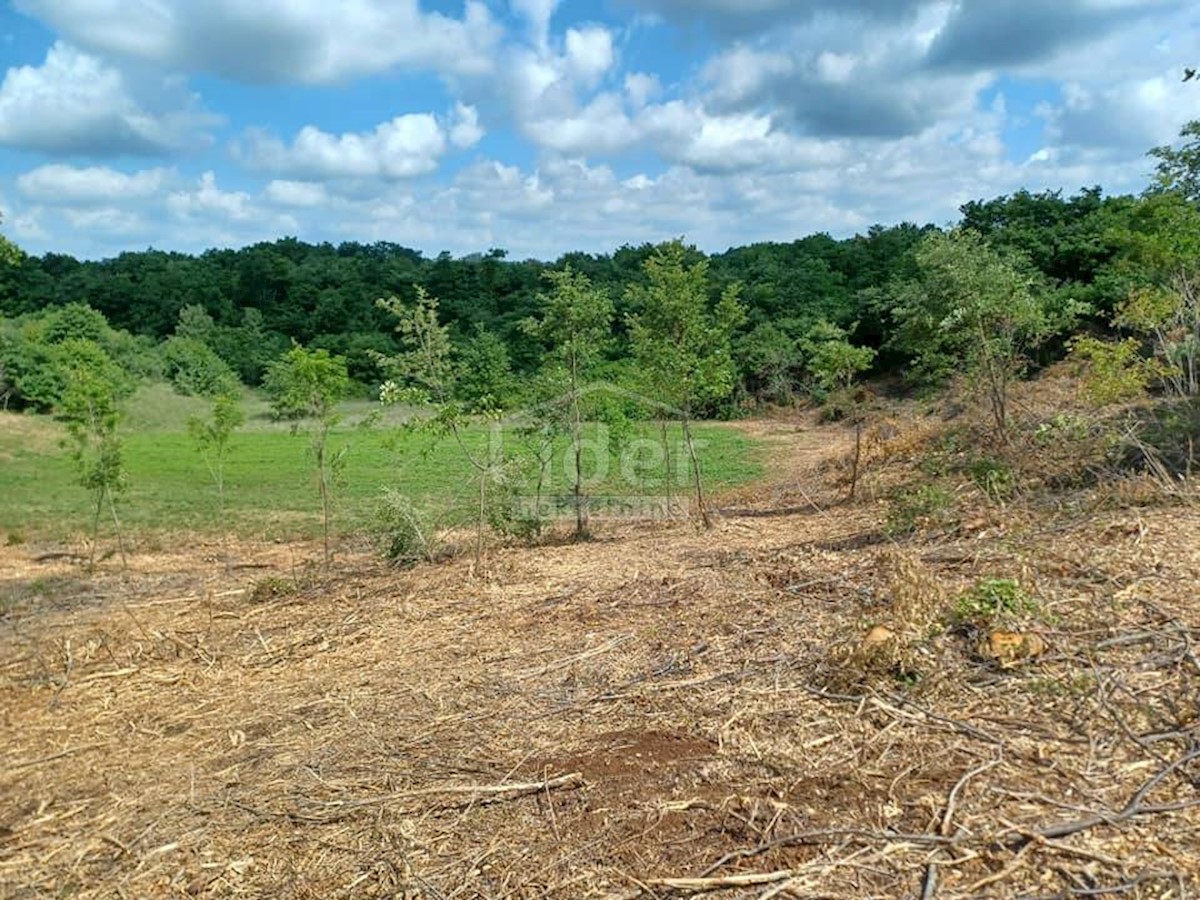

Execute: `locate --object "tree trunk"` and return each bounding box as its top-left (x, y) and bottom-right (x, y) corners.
top-left (89, 488), bottom-right (104, 568)
top-left (106, 488), bottom-right (127, 569)
top-left (570, 365), bottom-right (588, 540)
top-left (681, 417), bottom-right (711, 529)
top-left (849, 418), bottom-right (863, 501)
top-left (476, 471), bottom-right (486, 565)
top-left (660, 420), bottom-right (675, 516)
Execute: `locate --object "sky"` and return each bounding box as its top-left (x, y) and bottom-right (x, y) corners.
top-left (0, 0), bottom-right (1198, 261)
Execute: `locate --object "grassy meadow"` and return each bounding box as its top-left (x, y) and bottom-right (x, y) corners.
top-left (0, 383), bottom-right (764, 542)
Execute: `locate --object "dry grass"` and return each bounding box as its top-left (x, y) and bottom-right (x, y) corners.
top-left (2, 408), bottom-right (1199, 898)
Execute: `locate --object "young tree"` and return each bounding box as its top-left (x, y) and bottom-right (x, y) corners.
top-left (454, 324), bottom-right (519, 413)
top-left (263, 345), bottom-right (350, 563)
top-left (1109, 192), bottom-right (1200, 398)
top-left (376, 287), bottom-right (509, 563)
top-left (626, 241), bottom-right (745, 528)
top-left (890, 229), bottom-right (1071, 442)
top-left (803, 320), bottom-right (878, 499)
top-left (187, 392), bottom-right (246, 520)
top-left (59, 349), bottom-right (127, 567)
top-left (523, 266), bottom-right (614, 538)
top-left (802, 320), bottom-right (877, 399)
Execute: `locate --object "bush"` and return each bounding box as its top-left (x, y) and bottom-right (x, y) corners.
top-left (967, 456), bottom-right (1016, 502)
top-left (1069, 335), bottom-right (1156, 406)
top-left (885, 483), bottom-right (957, 536)
top-left (161, 336), bottom-right (241, 398)
top-left (952, 578), bottom-right (1038, 625)
top-left (373, 490), bottom-right (438, 567)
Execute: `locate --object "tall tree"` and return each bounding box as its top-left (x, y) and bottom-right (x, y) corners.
top-left (523, 266), bottom-right (614, 538)
top-left (890, 229), bottom-right (1071, 441)
top-left (627, 241), bottom-right (745, 528)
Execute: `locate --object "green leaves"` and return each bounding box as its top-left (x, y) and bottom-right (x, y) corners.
top-left (376, 286), bottom-right (455, 404)
top-left (263, 345), bottom-right (350, 422)
top-left (802, 320), bottom-right (876, 396)
top-left (1148, 119), bottom-right (1200, 204)
top-left (626, 240), bottom-right (746, 414)
top-left (890, 229), bottom-right (1072, 438)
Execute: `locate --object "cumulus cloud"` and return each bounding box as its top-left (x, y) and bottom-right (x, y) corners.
top-left (924, 0), bottom-right (1178, 72)
top-left (0, 42), bottom-right (213, 155)
top-left (167, 171), bottom-right (253, 221)
top-left (14, 0), bottom-right (501, 83)
top-left (3, 0), bottom-right (1197, 262)
top-left (448, 103), bottom-right (485, 150)
top-left (510, 0), bottom-right (560, 49)
top-left (265, 180), bottom-right (328, 207)
top-left (626, 0), bottom-right (925, 36)
top-left (16, 164), bottom-right (172, 204)
top-left (238, 115), bottom-right (450, 180)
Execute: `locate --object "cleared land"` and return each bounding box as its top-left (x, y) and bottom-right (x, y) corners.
top-left (1, 404), bottom-right (1199, 898)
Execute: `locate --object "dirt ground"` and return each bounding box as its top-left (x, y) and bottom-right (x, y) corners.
top-left (2, 413), bottom-right (1199, 898)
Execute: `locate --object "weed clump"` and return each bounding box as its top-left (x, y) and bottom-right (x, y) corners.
top-left (885, 483), bottom-right (957, 537)
top-left (373, 489), bottom-right (439, 568)
top-left (250, 576), bottom-right (296, 603)
top-left (951, 578), bottom-right (1039, 626)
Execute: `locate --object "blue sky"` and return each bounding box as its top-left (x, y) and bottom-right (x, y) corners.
top-left (0, 0), bottom-right (1198, 260)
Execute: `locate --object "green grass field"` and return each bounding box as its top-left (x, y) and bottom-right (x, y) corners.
top-left (0, 384), bottom-right (765, 541)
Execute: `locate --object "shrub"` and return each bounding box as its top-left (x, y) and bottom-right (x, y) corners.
top-left (1069, 335), bottom-right (1157, 406)
top-left (885, 483), bottom-right (957, 536)
top-left (967, 456), bottom-right (1016, 502)
top-left (952, 578), bottom-right (1038, 625)
top-left (374, 489), bottom-right (438, 567)
top-left (161, 336), bottom-right (241, 398)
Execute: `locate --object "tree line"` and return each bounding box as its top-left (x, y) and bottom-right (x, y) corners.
top-left (7, 117), bottom-right (1199, 414)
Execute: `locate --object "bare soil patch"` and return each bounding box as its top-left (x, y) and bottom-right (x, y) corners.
top-left (2, 415), bottom-right (1199, 898)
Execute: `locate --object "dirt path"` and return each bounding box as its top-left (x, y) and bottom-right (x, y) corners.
top-left (2, 417), bottom-right (1199, 898)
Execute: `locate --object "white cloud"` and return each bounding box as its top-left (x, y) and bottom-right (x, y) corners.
top-left (239, 115), bottom-right (449, 180)
top-left (14, 0), bottom-right (502, 83)
top-left (265, 180), bottom-right (328, 207)
top-left (509, 0), bottom-right (560, 49)
top-left (564, 26), bottom-right (615, 86)
top-left (0, 42), bottom-right (213, 155)
top-left (448, 103), bottom-right (485, 149)
top-left (623, 72), bottom-right (661, 108)
top-left (17, 164), bottom-right (172, 204)
top-left (167, 171), bottom-right (253, 221)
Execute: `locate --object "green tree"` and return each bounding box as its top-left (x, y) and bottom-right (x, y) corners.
top-left (187, 392), bottom-right (246, 519)
top-left (523, 266), bottom-right (614, 538)
top-left (454, 325), bottom-right (519, 413)
top-left (0, 212), bottom-right (20, 268)
top-left (627, 241), bottom-right (745, 528)
top-left (263, 345), bottom-right (351, 562)
top-left (174, 303), bottom-right (217, 344)
top-left (890, 229), bottom-right (1070, 441)
top-left (802, 320), bottom-right (877, 398)
top-left (734, 322), bottom-right (802, 406)
top-left (59, 351), bottom-right (127, 567)
top-left (375, 287), bottom-right (508, 563)
top-left (161, 336), bottom-right (240, 397)
top-left (1148, 120), bottom-right (1200, 204)
top-left (1109, 192), bottom-right (1200, 397)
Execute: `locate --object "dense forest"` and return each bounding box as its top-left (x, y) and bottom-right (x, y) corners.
top-left (2, 121), bottom-right (1200, 421)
